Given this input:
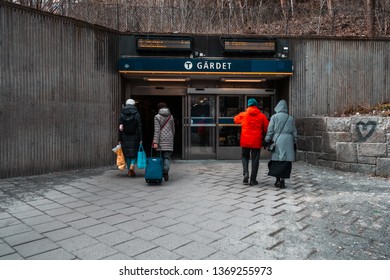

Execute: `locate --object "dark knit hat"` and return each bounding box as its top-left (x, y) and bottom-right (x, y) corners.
top-left (157, 102), bottom-right (167, 109)
top-left (247, 98), bottom-right (258, 107)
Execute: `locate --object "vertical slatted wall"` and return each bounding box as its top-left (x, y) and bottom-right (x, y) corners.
top-left (0, 3), bottom-right (121, 178)
top-left (289, 38), bottom-right (390, 118)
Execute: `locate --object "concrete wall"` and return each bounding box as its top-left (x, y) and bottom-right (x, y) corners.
top-left (296, 116), bottom-right (390, 177)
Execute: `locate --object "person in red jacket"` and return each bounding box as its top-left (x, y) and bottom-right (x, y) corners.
top-left (234, 98), bottom-right (269, 186)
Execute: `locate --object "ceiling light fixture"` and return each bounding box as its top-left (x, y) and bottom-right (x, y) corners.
top-left (144, 77), bottom-right (190, 82)
top-left (221, 78), bottom-right (267, 83)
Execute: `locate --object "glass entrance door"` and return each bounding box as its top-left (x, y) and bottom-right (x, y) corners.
top-left (188, 95), bottom-right (216, 159)
top-left (217, 95), bottom-right (244, 159)
top-left (184, 90), bottom-right (275, 160)
top-left (216, 95), bottom-right (274, 160)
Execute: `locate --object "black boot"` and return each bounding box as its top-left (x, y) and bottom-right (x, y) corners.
top-left (163, 172), bottom-right (169, 181)
top-left (279, 179), bottom-right (286, 189)
top-left (249, 180), bottom-right (258, 186)
top-left (274, 178), bottom-right (281, 187)
top-left (243, 174), bottom-right (249, 184)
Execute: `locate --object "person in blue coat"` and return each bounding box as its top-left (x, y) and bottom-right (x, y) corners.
top-left (264, 100), bottom-right (297, 188)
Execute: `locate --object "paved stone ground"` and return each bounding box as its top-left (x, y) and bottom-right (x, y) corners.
top-left (0, 160), bottom-right (389, 260)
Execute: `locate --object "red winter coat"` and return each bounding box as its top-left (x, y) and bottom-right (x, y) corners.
top-left (234, 106), bottom-right (269, 149)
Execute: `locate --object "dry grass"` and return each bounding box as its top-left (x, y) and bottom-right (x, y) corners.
top-left (339, 102), bottom-right (390, 117)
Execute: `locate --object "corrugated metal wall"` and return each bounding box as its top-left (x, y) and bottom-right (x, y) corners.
top-left (289, 38), bottom-right (390, 118)
top-left (0, 2), bottom-right (121, 178)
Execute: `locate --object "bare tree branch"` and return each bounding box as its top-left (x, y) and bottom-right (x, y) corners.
top-left (4, 0), bottom-right (390, 37)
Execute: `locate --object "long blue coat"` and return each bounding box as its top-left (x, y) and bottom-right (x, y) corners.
top-left (265, 100), bottom-right (297, 162)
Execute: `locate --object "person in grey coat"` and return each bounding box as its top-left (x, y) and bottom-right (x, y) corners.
top-left (264, 99), bottom-right (297, 188)
top-left (152, 102), bottom-right (175, 181)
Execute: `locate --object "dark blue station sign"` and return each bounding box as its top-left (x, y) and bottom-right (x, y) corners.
top-left (119, 57), bottom-right (293, 75)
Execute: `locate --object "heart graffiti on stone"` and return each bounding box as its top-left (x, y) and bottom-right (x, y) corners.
top-left (356, 121), bottom-right (377, 142)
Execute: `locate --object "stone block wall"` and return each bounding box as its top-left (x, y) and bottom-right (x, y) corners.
top-left (296, 117), bottom-right (390, 177)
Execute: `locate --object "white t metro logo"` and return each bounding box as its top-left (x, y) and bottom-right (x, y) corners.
top-left (184, 61), bottom-right (193, 70)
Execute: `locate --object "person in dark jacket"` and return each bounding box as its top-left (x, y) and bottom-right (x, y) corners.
top-left (118, 99), bottom-right (143, 177)
top-left (264, 99), bottom-right (297, 188)
top-left (152, 102), bottom-right (175, 181)
top-left (234, 98), bottom-right (269, 186)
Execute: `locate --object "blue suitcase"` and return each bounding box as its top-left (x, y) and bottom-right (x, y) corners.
top-left (145, 149), bottom-right (163, 184)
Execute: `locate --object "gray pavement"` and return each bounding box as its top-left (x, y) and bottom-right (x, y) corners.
top-left (0, 160), bottom-right (389, 260)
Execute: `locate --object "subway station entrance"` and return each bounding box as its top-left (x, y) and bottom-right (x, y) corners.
top-left (119, 41), bottom-right (293, 160)
top-left (130, 86), bottom-right (276, 160)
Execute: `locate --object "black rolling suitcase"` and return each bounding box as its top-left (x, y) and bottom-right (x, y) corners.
top-left (145, 148), bottom-right (163, 184)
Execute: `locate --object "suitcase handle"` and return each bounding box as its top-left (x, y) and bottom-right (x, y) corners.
top-left (150, 145), bottom-right (162, 158)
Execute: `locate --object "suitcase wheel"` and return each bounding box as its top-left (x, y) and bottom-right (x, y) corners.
top-left (146, 179), bottom-right (162, 185)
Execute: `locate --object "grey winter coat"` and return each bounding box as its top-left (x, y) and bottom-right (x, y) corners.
top-left (153, 107), bottom-right (175, 151)
top-left (265, 100), bottom-right (297, 162)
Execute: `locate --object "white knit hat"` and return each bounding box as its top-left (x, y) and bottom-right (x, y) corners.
top-left (126, 99), bottom-right (135, 105)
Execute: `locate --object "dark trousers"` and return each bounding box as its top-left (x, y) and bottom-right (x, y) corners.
top-left (161, 151), bottom-right (172, 173)
top-left (241, 148), bottom-right (260, 182)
